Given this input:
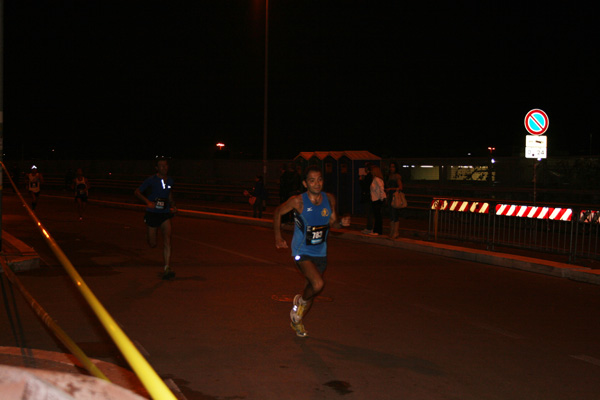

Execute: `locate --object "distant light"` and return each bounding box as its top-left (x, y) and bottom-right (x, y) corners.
top-left (216, 143), bottom-right (225, 150)
top-left (421, 165), bottom-right (434, 168)
top-left (491, 158), bottom-right (496, 164)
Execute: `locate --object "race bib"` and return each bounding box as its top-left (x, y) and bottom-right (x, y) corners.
top-left (155, 197), bottom-right (168, 210)
top-left (306, 225), bottom-right (329, 245)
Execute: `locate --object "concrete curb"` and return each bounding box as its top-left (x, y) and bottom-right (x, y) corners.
top-left (1, 231), bottom-right (41, 272)
top-left (335, 232), bottom-right (600, 285)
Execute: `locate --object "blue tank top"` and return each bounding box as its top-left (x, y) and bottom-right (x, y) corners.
top-left (291, 192), bottom-right (332, 258)
top-left (138, 175), bottom-right (174, 213)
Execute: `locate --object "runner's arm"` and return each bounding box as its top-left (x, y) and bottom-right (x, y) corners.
top-left (273, 195), bottom-right (302, 248)
top-left (134, 187), bottom-right (154, 208)
top-left (326, 193), bottom-right (341, 229)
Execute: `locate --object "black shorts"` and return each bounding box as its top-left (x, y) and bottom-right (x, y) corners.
top-left (144, 212), bottom-right (174, 228)
top-left (75, 195), bottom-right (88, 202)
top-left (294, 255), bottom-right (327, 273)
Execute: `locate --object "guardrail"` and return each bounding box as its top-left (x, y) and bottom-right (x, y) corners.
top-left (37, 175), bottom-right (283, 206)
top-left (428, 198), bottom-right (600, 263)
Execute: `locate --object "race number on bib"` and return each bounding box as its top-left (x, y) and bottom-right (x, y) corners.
top-left (155, 198), bottom-right (168, 210)
top-left (306, 225), bottom-right (329, 245)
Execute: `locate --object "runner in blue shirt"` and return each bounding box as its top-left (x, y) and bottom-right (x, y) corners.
top-left (135, 157), bottom-right (178, 280)
top-left (274, 165), bottom-right (339, 337)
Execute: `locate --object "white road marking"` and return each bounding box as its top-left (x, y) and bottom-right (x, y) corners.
top-left (471, 322), bottom-right (523, 339)
top-left (570, 354), bottom-right (600, 367)
top-left (164, 378), bottom-right (188, 400)
top-left (133, 340), bottom-right (150, 357)
top-left (175, 235), bottom-right (278, 265)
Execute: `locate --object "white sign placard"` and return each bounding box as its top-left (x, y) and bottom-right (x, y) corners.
top-left (526, 135), bottom-right (547, 148)
top-left (526, 147), bottom-right (547, 159)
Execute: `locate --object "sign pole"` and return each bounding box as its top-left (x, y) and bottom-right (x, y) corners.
top-left (533, 161), bottom-right (537, 205)
top-left (524, 109), bottom-right (549, 206)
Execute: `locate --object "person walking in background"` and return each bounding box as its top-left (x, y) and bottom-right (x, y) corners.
top-left (27, 165), bottom-right (44, 210)
top-left (369, 164), bottom-right (386, 236)
top-left (273, 166), bottom-right (339, 337)
top-left (250, 175), bottom-right (267, 218)
top-left (134, 157), bottom-right (177, 280)
top-left (72, 167), bottom-right (91, 221)
top-left (385, 161), bottom-right (403, 239)
top-left (359, 163), bottom-right (374, 234)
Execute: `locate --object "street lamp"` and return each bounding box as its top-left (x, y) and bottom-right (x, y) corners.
top-left (262, 0), bottom-right (269, 185)
top-left (216, 142), bottom-right (225, 150)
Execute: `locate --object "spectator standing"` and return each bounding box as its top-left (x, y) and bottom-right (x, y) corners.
top-left (385, 162), bottom-right (403, 239)
top-left (359, 163), bottom-right (374, 234)
top-left (369, 165), bottom-right (386, 236)
top-left (250, 175), bottom-right (267, 218)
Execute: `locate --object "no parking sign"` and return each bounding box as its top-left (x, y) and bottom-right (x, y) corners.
top-left (524, 109), bottom-right (549, 135)
top-left (525, 109), bottom-right (549, 159)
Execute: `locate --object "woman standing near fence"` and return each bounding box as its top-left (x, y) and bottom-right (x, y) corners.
top-left (385, 162), bottom-right (403, 239)
top-left (369, 165), bottom-right (386, 236)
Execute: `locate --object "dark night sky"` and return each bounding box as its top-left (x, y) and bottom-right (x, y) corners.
top-left (5, 1), bottom-right (600, 160)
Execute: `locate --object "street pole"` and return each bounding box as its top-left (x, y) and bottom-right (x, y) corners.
top-left (262, 0), bottom-right (269, 185)
top-left (0, 0), bottom-right (4, 245)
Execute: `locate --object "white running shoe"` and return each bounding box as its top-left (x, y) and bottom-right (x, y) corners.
top-left (290, 294), bottom-right (306, 324)
top-left (290, 321), bottom-right (308, 337)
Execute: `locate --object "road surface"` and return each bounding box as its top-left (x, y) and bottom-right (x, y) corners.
top-left (2, 193), bottom-right (599, 399)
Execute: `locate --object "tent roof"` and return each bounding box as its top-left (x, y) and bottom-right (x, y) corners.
top-left (294, 151), bottom-right (380, 161)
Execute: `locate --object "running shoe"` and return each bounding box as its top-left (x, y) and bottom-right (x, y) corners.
top-left (290, 321), bottom-right (308, 337)
top-left (290, 294), bottom-right (306, 324)
top-left (361, 229), bottom-right (373, 234)
top-left (162, 268), bottom-right (176, 280)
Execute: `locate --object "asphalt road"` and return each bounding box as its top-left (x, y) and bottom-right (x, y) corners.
top-left (2, 194), bottom-right (600, 400)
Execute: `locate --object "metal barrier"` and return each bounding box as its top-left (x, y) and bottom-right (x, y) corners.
top-left (429, 198), bottom-right (600, 263)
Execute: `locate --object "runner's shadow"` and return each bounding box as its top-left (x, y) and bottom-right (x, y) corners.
top-left (303, 338), bottom-right (442, 376)
top-left (127, 276), bottom-right (207, 298)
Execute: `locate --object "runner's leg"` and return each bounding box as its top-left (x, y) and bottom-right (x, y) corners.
top-left (147, 226), bottom-right (158, 248)
top-left (160, 218), bottom-right (172, 268)
top-left (296, 259), bottom-right (324, 316)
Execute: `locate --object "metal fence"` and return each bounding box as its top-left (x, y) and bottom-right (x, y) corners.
top-left (428, 198), bottom-right (600, 263)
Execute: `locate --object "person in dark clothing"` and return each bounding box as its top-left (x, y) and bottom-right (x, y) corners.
top-left (251, 175), bottom-right (267, 218)
top-left (359, 163), bottom-right (374, 234)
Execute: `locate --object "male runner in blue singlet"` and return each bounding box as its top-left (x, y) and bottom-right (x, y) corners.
top-left (135, 157), bottom-right (178, 280)
top-left (274, 166), bottom-right (339, 337)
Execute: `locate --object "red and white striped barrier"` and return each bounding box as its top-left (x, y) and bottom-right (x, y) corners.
top-left (495, 204), bottom-right (572, 221)
top-left (431, 200), bottom-right (489, 214)
top-left (579, 210), bottom-right (600, 224)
